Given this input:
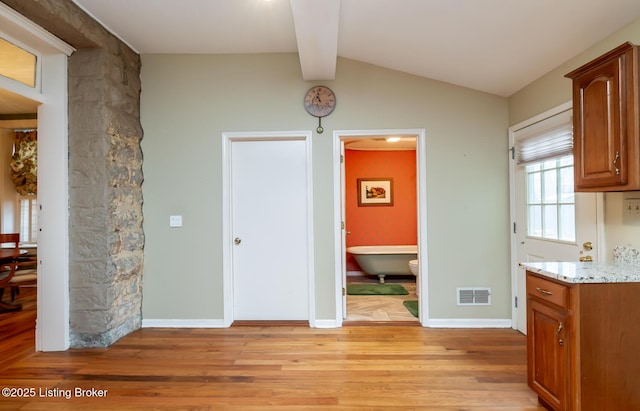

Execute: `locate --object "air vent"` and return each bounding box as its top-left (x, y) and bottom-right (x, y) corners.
top-left (457, 288), bottom-right (491, 305)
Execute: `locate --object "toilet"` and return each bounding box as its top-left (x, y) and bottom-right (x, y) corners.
top-left (409, 259), bottom-right (419, 296)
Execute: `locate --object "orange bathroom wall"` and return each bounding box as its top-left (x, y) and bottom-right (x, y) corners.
top-left (345, 149), bottom-right (417, 271)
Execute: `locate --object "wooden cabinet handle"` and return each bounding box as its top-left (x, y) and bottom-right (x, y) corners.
top-left (535, 287), bottom-right (553, 296)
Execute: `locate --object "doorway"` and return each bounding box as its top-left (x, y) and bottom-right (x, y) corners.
top-left (221, 131), bottom-right (315, 325)
top-left (333, 129), bottom-right (428, 326)
top-left (509, 103), bottom-right (604, 334)
top-left (1, 4), bottom-right (74, 350)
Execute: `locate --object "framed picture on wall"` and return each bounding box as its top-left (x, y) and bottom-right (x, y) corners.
top-left (357, 178), bottom-right (394, 206)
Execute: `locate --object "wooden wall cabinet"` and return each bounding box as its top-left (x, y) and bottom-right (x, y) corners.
top-left (526, 272), bottom-right (640, 410)
top-left (565, 42), bottom-right (640, 191)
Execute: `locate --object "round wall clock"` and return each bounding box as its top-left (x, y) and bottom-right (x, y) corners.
top-left (304, 85), bottom-right (336, 117)
top-left (304, 85), bottom-right (336, 133)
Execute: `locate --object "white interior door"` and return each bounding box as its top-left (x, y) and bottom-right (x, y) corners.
top-left (231, 138), bottom-right (310, 320)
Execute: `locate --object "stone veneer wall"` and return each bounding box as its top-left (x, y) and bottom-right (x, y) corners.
top-left (1, 0), bottom-right (144, 347)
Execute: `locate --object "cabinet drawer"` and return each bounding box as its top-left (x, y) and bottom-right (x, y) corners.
top-left (527, 274), bottom-right (569, 309)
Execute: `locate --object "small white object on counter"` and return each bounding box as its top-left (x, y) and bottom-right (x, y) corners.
top-left (520, 261), bottom-right (640, 284)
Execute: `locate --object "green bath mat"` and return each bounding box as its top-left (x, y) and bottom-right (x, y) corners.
top-left (347, 284), bottom-right (408, 295)
top-left (403, 300), bottom-right (419, 318)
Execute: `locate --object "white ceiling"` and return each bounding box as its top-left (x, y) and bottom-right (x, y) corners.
top-left (70, 0), bottom-right (640, 97)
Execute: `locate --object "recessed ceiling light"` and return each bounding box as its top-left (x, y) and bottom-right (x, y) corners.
top-left (386, 137), bottom-right (401, 143)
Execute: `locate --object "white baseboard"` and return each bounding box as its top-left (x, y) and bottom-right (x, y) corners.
top-left (143, 318), bottom-right (342, 328)
top-left (347, 270), bottom-right (366, 276)
top-left (142, 318), bottom-right (512, 329)
top-left (142, 319), bottom-right (229, 328)
top-left (426, 318), bottom-right (513, 328)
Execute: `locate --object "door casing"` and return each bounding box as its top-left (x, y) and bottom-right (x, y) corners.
top-left (1, 4), bottom-right (75, 351)
top-left (332, 129), bottom-right (428, 327)
top-left (221, 131), bottom-right (315, 326)
top-left (508, 102), bottom-right (605, 333)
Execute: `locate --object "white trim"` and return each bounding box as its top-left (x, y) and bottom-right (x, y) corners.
top-left (0, 4), bottom-right (75, 56)
top-left (36, 54), bottom-right (70, 351)
top-left (142, 319), bottom-right (228, 328)
top-left (595, 192), bottom-right (606, 262)
top-left (0, 77), bottom-right (44, 105)
top-left (508, 105), bottom-right (570, 330)
top-left (0, 3), bottom-right (74, 352)
top-left (221, 131), bottom-right (315, 327)
top-left (510, 101), bottom-right (573, 133)
top-left (333, 128), bottom-right (428, 326)
top-left (427, 318), bottom-right (512, 328)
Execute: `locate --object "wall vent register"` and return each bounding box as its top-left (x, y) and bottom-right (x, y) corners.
top-left (457, 287), bottom-right (491, 305)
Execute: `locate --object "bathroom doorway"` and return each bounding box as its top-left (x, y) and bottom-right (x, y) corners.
top-left (333, 129), bottom-right (428, 326)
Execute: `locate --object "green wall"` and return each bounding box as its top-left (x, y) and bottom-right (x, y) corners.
top-left (140, 54), bottom-right (510, 322)
top-left (509, 17), bottom-right (640, 259)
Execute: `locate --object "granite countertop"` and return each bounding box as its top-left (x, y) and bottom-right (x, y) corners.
top-left (520, 261), bottom-right (640, 284)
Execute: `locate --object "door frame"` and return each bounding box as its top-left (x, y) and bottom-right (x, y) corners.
top-left (221, 131), bottom-right (315, 327)
top-left (1, 4), bottom-right (74, 351)
top-left (508, 101), bottom-right (605, 331)
top-left (332, 128), bottom-right (428, 326)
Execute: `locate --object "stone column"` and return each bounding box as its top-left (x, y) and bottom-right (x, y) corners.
top-left (68, 47), bottom-right (144, 347)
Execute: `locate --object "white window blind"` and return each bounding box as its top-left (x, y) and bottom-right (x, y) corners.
top-left (514, 109), bottom-right (573, 165)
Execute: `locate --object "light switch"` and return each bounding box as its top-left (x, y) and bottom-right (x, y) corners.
top-left (169, 215), bottom-right (183, 227)
top-left (624, 199), bottom-right (640, 216)
top-left (623, 199), bottom-right (640, 225)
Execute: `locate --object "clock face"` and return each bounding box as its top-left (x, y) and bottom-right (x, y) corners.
top-left (304, 86), bottom-right (336, 118)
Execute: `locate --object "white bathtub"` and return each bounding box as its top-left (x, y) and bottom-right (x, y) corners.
top-left (347, 245), bottom-right (418, 283)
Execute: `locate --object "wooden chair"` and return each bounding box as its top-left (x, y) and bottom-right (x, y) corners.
top-left (0, 233), bottom-right (37, 303)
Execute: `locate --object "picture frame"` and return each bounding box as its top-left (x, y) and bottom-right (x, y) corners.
top-left (357, 178), bottom-right (394, 206)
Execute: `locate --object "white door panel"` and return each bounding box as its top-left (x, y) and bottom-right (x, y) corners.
top-left (513, 164), bottom-right (599, 334)
top-left (231, 139), bottom-right (309, 320)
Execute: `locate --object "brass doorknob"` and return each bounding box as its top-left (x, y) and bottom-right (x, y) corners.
top-left (234, 237), bottom-right (242, 245)
top-left (583, 241), bottom-right (593, 251)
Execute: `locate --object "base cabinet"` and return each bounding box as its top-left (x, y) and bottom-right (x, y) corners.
top-left (526, 272), bottom-right (640, 411)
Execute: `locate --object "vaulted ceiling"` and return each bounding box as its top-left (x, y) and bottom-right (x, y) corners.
top-left (3, 0), bottom-right (640, 125)
top-left (71, 0), bottom-right (640, 97)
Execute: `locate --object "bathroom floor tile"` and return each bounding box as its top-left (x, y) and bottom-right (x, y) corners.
top-left (346, 281), bottom-right (419, 322)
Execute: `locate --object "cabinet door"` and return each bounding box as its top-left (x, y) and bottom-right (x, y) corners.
top-left (527, 298), bottom-right (569, 410)
top-left (573, 53), bottom-right (627, 190)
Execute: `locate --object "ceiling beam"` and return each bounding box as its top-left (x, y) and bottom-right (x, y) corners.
top-left (290, 0), bottom-right (340, 80)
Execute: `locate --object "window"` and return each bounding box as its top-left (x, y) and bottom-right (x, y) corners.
top-left (0, 37), bottom-right (37, 87)
top-left (18, 196), bottom-right (38, 244)
top-left (526, 156), bottom-right (575, 242)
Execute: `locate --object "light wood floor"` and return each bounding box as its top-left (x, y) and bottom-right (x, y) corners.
top-left (0, 287), bottom-right (544, 410)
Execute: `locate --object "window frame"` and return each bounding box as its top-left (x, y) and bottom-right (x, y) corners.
top-left (16, 194), bottom-right (38, 244)
top-left (525, 155), bottom-right (576, 244)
